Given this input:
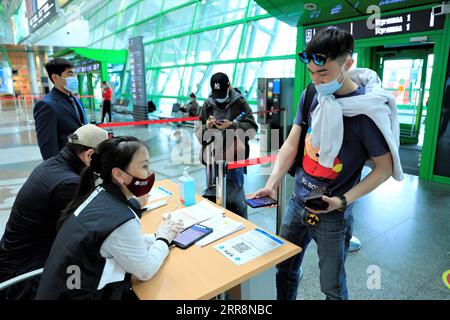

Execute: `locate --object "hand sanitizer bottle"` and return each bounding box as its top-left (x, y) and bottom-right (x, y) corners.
top-left (179, 167), bottom-right (195, 206)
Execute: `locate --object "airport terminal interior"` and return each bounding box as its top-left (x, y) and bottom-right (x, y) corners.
top-left (0, 0), bottom-right (449, 300)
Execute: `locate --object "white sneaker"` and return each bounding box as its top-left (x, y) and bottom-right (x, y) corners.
top-left (349, 236), bottom-right (361, 253)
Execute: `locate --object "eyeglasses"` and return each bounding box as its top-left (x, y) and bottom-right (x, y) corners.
top-left (298, 51), bottom-right (328, 66)
top-left (298, 50), bottom-right (353, 66)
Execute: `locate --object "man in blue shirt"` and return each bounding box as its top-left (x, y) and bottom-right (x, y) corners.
top-left (253, 27), bottom-right (395, 300)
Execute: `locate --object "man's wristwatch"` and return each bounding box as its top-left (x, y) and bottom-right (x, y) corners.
top-left (337, 195), bottom-right (348, 212)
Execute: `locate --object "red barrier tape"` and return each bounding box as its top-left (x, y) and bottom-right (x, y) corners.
top-left (94, 108), bottom-right (282, 128)
top-left (97, 116), bottom-right (200, 128)
top-left (227, 154), bottom-right (277, 169)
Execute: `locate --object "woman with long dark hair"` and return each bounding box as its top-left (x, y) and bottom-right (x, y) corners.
top-left (36, 136), bottom-right (183, 300)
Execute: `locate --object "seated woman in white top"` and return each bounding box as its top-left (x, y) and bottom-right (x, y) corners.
top-left (36, 136), bottom-right (183, 300)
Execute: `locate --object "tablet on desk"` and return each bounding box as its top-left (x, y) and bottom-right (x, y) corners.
top-left (172, 224), bottom-right (213, 249)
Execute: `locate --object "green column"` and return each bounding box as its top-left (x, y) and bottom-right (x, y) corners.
top-left (87, 73), bottom-right (95, 110)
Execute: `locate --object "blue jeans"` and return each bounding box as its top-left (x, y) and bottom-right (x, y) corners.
top-left (276, 195), bottom-right (353, 300)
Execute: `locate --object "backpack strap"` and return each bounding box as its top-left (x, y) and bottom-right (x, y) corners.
top-left (288, 83), bottom-right (317, 177)
top-left (300, 83), bottom-right (317, 130)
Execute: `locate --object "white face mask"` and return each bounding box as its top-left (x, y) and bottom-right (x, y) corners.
top-left (314, 60), bottom-right (347, 96)
top-left (58, 75), bottom-right (79, 93)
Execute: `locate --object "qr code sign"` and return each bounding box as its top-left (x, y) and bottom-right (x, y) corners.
top-left (232, 242), bottom-right (251, 254)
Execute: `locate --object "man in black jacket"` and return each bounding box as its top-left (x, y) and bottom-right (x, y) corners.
top-left (195, 72), bottom-right (258, 218)
top-left (33, 58), bottom-right (87, 160)
top-left (0, 124), bottom-right (108, 300)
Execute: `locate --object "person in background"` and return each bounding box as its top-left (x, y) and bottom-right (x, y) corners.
top-left (181, 92), bottom-right (200, 116)
top-left (195, 72), bottom-right (258, 219)
top-left (101, 81), bottom-right (113, 123)
top-left (33, 58), bottom-right (87, 160)
top-left (36, 137), bottom-right (183, 300)
top-left (0, 124), bottom-right (108, 300)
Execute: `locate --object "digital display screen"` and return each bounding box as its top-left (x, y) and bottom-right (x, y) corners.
top-left (173, 225), bottom-right (210, 246)
top-left (305, 8), bottom-right (445, 44)
top-left (273, 79), bottom-right (281, 95)
top-left (26, 0), bottom-right (57, 33)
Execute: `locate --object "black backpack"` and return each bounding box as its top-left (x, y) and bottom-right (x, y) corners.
top-left (288, 83), bottom-right (317, 177)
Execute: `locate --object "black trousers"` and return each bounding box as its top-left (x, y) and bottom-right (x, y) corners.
top-left (102, 100), bottom-right (112, 122)
top-left (0, 275), bottom-right (41, 300)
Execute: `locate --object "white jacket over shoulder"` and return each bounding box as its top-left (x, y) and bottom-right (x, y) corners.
top-left (310, 68), bottom-right (404, 181)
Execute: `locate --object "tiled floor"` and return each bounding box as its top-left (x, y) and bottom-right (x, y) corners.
top-left (0, 106), bottom-right (449, 300)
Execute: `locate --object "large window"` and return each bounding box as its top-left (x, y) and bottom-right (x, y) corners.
top-left (195, 0), bottom-right (247, 29)
top-left (188, 25), bottom-right (244, 63)
top-left (152, 34), bottom-right (191, 67)
top-left (158, 3), bottom-right (196, 38)
top-left (87, 0), bottom-right (297, 107)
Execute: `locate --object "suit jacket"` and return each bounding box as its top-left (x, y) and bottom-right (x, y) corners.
top-left (33, 88), bottom-right (86, 160)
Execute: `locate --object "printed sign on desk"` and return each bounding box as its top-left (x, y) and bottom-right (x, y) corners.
top-left (214, 228), bottom-right (284, 265)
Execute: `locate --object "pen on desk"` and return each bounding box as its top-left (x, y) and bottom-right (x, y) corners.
top-left (158, 186), bottom-right (173, 195)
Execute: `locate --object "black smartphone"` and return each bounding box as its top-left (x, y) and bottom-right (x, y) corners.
top-left (172, 224), bottom-right (213, 249)
top-left (305, 197), bottom-right (329, 210)
top-left (304, 187), bottom-right (329, 210)
top-left (244, 196), bottom-right (278, 208)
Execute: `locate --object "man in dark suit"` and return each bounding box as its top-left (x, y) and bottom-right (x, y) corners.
top-left (33, 58), bottom-right (87, 160)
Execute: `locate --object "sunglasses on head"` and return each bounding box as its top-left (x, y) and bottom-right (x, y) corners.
top-left (298, 50), bottom-right (353, 66)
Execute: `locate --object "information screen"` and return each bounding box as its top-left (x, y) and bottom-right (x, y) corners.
top-left (305, 8), bottom-right (445, 44)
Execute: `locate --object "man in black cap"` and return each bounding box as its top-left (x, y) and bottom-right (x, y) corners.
top-left (195, 72), bottom-right (258, 218)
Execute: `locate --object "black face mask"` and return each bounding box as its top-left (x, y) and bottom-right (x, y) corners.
top-left (215, 91), bottom-right (230, 104)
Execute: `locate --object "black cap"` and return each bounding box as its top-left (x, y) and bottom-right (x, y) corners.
top-left (210, 72), bottom-right (230, 99)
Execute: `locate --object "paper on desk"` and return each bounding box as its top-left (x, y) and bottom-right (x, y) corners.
top-left (214, 228), bottom-right (284, 265)
top-left (195, 216), bottom-right (245, 247)
top-left (163, 200), bottom-right (225, 229)
top-left (147, 186), bottom-right (173, 203)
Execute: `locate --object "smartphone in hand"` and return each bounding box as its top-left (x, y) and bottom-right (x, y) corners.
top-left (214, 119), bottom-right (225, 126)
top-left (304, 187), bottom-right (330, 211)
top-left (244, 196), bottom-right (278, 208)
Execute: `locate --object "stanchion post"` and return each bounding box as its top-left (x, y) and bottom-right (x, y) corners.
top-left (23, 96), bottom-right (29, 122)
top-left (276, 182), bottom-right (285, 235)
top-left (16, 97), bottom-right (21, 116)
top-left (205, 142), bottom-right (211, 187)
top-left (90, 96), bottom-right (94, 112)
top-left (205, 141), bottom-right (214, 188)
top-left (216, 160), bottom-right (226, 208)
top-left (282, 107), bottom-right (287, 146)
top-left (25, 96), bottom-right (33, 123)
top-left (276, 108), bottom-right (288, 235)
